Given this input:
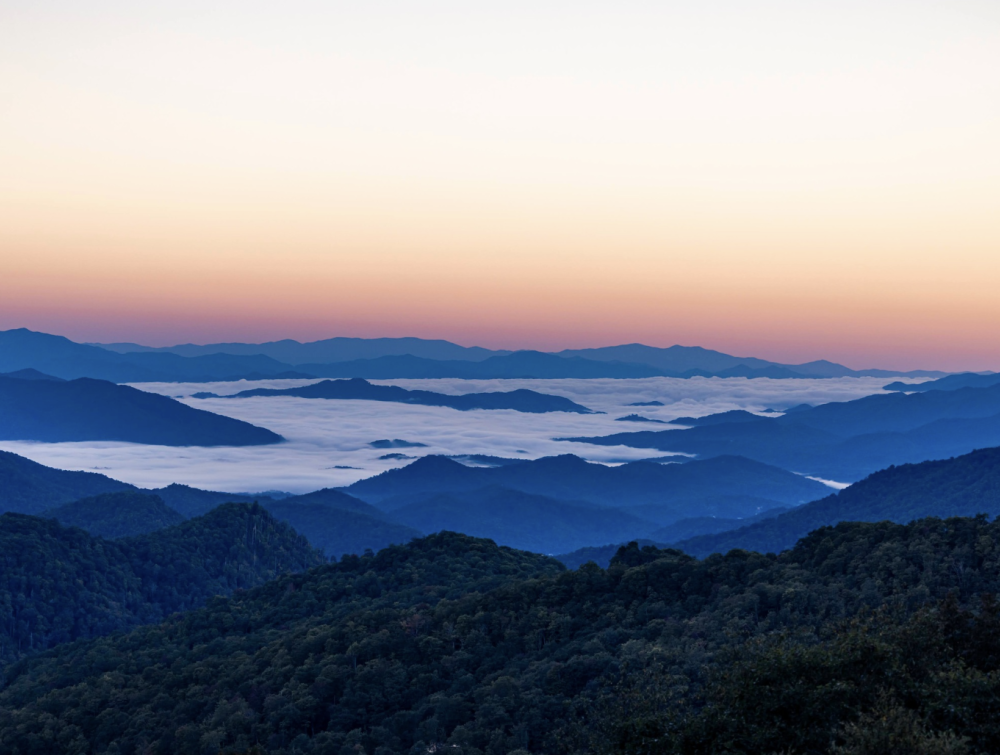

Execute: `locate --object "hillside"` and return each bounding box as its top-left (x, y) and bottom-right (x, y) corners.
top-left (347, 453), bottom-right (828, 522)
top-left (390, 485), bottom-right (659, 553)
top-left (0, 375), bottom-right (283, 445)
top-left (0, 503), bottom-right (322, 666)
top-left (44, 491), bottom-right (185, 538)
top-left (3, 521), bottom-right (1000, 753)
top-left (674, 445), bottom-right (1000, 557)
top-left (206, 377), bottom-right (595, 413)
top-left (0, 450), bottom-right (136, 515)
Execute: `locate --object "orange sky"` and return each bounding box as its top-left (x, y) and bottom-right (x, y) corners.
top-left (2, 2), bottom-right (999, 371)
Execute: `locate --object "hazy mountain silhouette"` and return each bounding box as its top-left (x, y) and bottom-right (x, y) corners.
top-left (390, 485), bottom-right (659, 554)
top-left (259, 499), bottom-right (421, 558)
top-left (206, 377), bottom-right (595, 413)
top-left (97, 335), bottom-right (506, 364)
top-left (6, 328), bottom-right (946, 381)
top-left (673, 446), bottom-right (1000, 557)
top-left (0, 375), bottom-right (283, 445)
top-left (345, 454), bottom-right (828, 522)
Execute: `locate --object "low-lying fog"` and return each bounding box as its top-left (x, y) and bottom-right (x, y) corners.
top-left (0, 377), bottom-right (904, 494)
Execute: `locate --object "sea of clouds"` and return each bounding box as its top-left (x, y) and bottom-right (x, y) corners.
top-left (0, 376), bottom-right (909, 494)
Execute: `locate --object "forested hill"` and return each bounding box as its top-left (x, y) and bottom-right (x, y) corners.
top-left (674, 445), bottom-right (1000, 557)
top-left (0, 503), bottom-right (323, 665)
top-left (5, 521), bottom-right (1000, 753)
top-left (0, 375), bottom-right (282, 445)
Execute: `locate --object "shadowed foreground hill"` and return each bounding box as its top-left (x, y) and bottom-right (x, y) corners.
top-left (0, 503), bottom-right (322, 665)
top-left (44, 491), bottom-right (185, 539)
top-left (5, 522), bottom-right (1000, 753)
top-left (674, 445), bottom-right (1000, 557)
top-left (0, 375), bottom-right (283, 446)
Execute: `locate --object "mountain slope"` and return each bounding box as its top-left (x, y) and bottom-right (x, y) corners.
top-left (0, 375), bottom-right (283, 445)
top-left (44, 491), bottom-right (185, 539)
top-left (390, 485), bottom-right (658, 553)
top-left (673, 446), bottom-right (1000, 557)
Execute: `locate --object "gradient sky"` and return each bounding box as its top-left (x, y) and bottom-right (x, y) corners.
top-left (2, 1), bottom-right (999, 370)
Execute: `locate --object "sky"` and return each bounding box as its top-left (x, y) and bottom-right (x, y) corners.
top-left (2, 1), bottom-right (999, 371)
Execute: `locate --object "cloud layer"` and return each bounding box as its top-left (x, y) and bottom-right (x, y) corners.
top-left (0, 377), bottom-right (897, 494)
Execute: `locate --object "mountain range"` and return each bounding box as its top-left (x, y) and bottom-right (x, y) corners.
top-left (1, 328), bottom-right (945, 382)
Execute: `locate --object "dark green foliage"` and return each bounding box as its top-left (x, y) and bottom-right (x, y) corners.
top-left (0, 503), bottom-right (323, 666)
top-left (677, 446), bottom-right (1000, 556)
top-left (0, 375), bottom-right (283, 445)
top-left (0, 450), bottom-right (135, 515)
top-left (6, 517), bottom-right (1000, 754)
top-left (260, 500), bottom-right (421, 558)
top-left (45, 491), bottom-right (185, 539)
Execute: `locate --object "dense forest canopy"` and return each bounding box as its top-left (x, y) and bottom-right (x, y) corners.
top-left (4, 519), bottom-right (1000, 754)
top-left (0, 503), bottom-right (323, 666)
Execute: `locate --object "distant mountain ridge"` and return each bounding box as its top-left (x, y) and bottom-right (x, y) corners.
top-left (1, 328), bottom-right (945, 382)
top-left (200, 377), bottom-right (595, 413)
